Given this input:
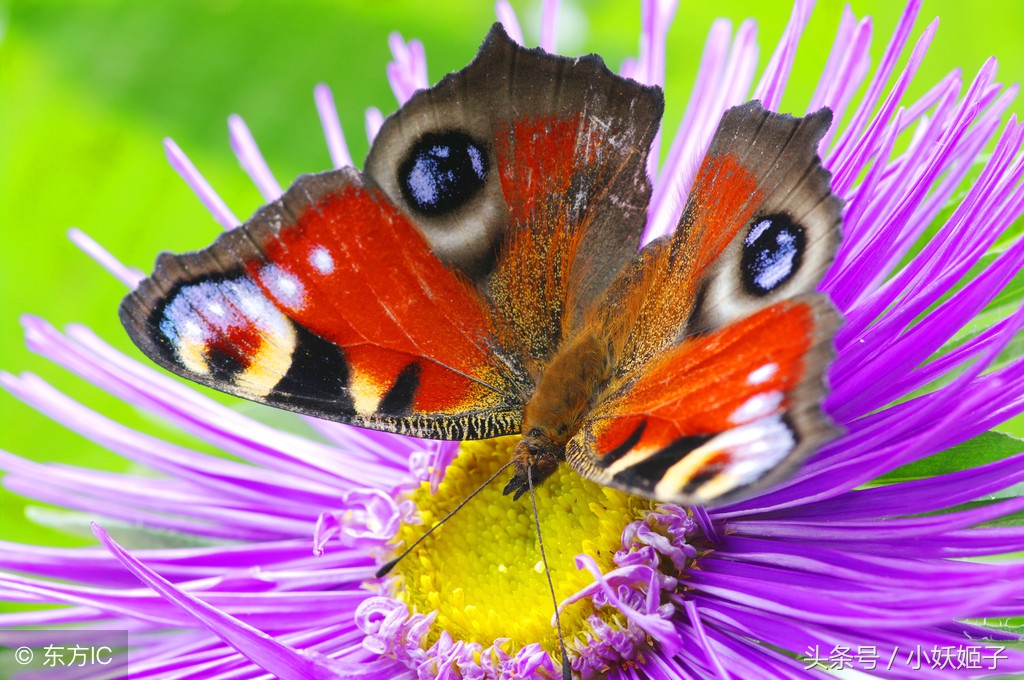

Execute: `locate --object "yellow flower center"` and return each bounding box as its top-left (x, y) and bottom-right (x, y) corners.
top-left (389, 436), bottom-right (655, 659)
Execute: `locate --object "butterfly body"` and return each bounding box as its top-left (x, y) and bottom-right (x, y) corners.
top-left (121, 24), bottom-right (842, 507)
top-left (505, 328), bottom-right (613, 498)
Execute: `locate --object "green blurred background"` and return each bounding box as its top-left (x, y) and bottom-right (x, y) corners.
top-left (1, 0), bottom-right (1023, 550)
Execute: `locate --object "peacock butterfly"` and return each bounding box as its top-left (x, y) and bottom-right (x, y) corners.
top-left (120, 24), bottom-right (842, 507)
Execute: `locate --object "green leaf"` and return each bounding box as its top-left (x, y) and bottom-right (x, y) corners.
top-left (981, 508), bottom-right (1024, 528)
top-left (875, 431), bottom-right (1024, 485)
top-left (25, 507), bottom-right (224, 549)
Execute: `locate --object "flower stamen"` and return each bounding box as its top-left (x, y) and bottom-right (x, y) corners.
top-left (361, 437), bottom-right (699, 678)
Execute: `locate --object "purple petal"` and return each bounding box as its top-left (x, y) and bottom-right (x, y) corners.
top-left (162, 137), bottom-right (240, 230)
top-left (228, 113), bottom-right (283, 200)
top-left (314, 83), bottom-right (354, 169)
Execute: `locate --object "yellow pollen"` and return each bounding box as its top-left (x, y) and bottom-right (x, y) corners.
top-left (388, 436), bottom-right (655, 659)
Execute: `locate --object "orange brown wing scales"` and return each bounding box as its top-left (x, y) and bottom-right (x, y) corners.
top-left (485, 115), bottom-right (589, 372)
top-left (566, 296), bottom-right (839, 505)
top-left (120, 170), bottom-right (525, 440)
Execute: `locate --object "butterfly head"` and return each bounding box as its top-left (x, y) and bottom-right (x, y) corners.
top-left (504, 429), bottom-right (564, 501)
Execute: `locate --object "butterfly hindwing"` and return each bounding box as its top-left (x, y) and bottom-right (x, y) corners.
top-left (566, 102), bottom-right (843, 504)
top-left (568, 294), bottom-right (839, 504)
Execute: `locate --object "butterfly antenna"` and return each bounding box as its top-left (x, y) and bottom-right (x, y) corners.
top-left (527, 466), bottom-right (573, 680)
top-left (376, 460), bottom-right (514, 579)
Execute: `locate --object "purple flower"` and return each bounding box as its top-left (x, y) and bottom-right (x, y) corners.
top-left (4, 0), bottom-right (1024, 678)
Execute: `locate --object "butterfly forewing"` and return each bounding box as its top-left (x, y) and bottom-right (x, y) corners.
top-left (120, 168), bottom-right (526, 439)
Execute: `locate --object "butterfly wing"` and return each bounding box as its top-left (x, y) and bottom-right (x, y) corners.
top-left (120, 169), bottom-right (525, 438)
top-left (370, 26), bottom-right (664, 371)
top-left (569, 294), bottom-right (838, 504)
top-left (120, 25), bottom-right (663, 440)
top-left (567, 101), bottom-right (842, 504)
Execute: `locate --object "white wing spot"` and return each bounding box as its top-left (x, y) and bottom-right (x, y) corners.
top-left (159, 276), bottom-right (296, 388)
top-left (181, 320), bottom-right (203, 340)
top-left (747, 363), bottom-right (778, 385)
top-left (722, 414), bottom-right (796, 482)
top-left (654, 414), bottom-right (797, 501)
top-left (745, 219), bottom-right (772, 245)
top-left (729, 390), bottom-right (784, 425)
top-left (276, 275), bottom-right (297, 296)
top-left (309, 247), bottom-right (335, 274)
top-left (260, 264), bottom-right (305, 310)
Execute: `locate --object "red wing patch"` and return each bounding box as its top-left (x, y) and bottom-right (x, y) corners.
top-left (495, 114), bottom-right (585, 226)
top-left (254, 184), bottom-right (516, 415)
top-left (677, 152), bottom-right (763, 273)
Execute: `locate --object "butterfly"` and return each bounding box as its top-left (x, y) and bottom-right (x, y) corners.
top-left (119, 24), bottom-right (842, 508)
